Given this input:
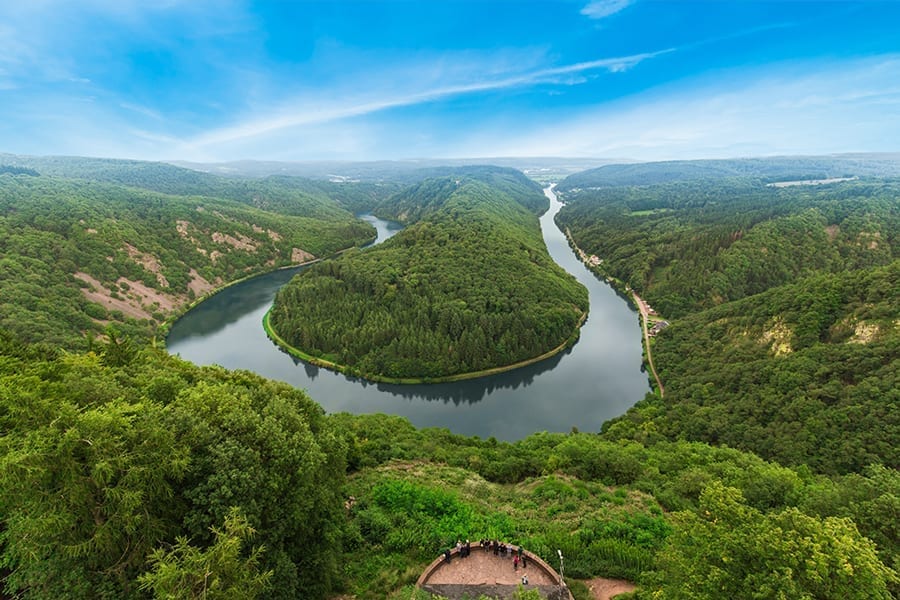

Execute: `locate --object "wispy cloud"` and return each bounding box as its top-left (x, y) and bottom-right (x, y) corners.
top-left (186, 48), bottom-right (673, 150)
top-left (470, 55), bottom-right (900, 160)
top-left (581, 0), bottom-right (635, 20)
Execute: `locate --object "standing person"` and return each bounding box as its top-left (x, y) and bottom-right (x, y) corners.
top-left (522, 574), bottom-right (528, 585)
top-left (493, 540), bottom-right (499, 555)
top-left (444, 549), bottom-right (452, 564)
top-left (465, 540), bottom-right (471, 557)
top-left (456, 539), bottom-right (462, 556)
top-left (513, 554), bottom-right (519, 571)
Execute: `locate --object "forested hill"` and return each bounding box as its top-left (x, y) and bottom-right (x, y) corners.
top-left (556, 153), bottom-right (900, 190)
top-left (373, 165), bottom-right (548, 222)
top-left (1, 332), bottom-right (896, 599)
top-left (556, 174), bottom-right (898, 474)
top-left (0, 152), bottom-right (399, 216)
top-left (268, 173), bottom-right (588, 381)
top-left (605, 261), bottom-right (899, 473)
top-left (0, 168), bottom-right (375, 349)
top-left (556, 178), bottom-right (898, 318)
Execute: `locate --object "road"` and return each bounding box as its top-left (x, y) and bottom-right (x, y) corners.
top-left (633, 291), bottom-right (665, 397)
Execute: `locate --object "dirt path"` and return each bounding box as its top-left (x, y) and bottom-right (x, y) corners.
top-left (632, 291), bottom-right (664, 398)
top-left (585, 577), bottom-right (636, 599)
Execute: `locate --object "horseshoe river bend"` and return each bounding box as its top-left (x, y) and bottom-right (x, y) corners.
top-left (166, 187), bottom-right (650, 440)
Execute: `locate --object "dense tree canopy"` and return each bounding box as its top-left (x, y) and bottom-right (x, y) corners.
top-left (558, 176), bottom-right (898, 474)
top-left (269, 172), bottom-right (588, 380)
top-left (0, 169), bottom-right (374, 349)
top-left (0, 331), bottom-right (346, 600)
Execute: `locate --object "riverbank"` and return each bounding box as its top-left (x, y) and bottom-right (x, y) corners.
top-left (560, 225), bottom-right (665, 397)
top-left (263, 308), bottom-right (587, 385)
top-left (159, 233), bottom-right (376, 344)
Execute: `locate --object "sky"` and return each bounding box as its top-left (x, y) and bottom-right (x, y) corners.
top-left (1, 0), bottom-right (899, 162)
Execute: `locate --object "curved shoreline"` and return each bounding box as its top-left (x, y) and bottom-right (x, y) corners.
top-left (159, 234), bottom-right (376, 345)
top-left (263, 308), bottom-right (588, 385)
top-left (559, 224), bottom-right (663, 397)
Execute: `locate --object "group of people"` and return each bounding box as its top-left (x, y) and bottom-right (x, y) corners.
top-left (480, 539), bottom-right (528, 569)
top-left (443, 538), bottom-right (530, 575)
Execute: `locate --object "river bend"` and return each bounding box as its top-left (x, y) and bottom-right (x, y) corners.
top-left (166, 190), bottom-right (650, 439)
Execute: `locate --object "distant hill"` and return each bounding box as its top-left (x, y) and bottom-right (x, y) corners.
top-left (557, 154), bottom-right (900, 190)
top-left (0, 152), bottom-right (399, 215)
top-left (169, 156), bottom-right (624, 182)
top-left (557, 168), bottom-right (899, 474)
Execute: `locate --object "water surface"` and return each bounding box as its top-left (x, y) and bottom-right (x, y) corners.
top-left (167, 190), bottom-right (650, 439)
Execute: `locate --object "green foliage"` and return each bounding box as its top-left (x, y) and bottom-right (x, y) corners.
top-left (647, 483), bottom-right (897, 599)
top-left (556, 155), bottom-right (900, 190)
top-left (139, 508), bottom-right (273, 600)
top-left (270, 173), bottom-right (588, 379)
top-left (0, 335), bottom-right (346, 599)
top-left (604, 262), bottom-right (899, 473)
top-left (558, 178), bottom-right (898, 318)
top-left (0, 169), bottom-right (374, 350)
top-left (558, 176), bottom-right (898, 474)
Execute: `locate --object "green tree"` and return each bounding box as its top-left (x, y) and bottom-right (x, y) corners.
top-left (649, 483), bottom-right (896, 599)
top-left (139, 508), bottom-right (273, 600)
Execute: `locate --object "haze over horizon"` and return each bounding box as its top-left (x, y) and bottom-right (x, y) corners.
top-left (1, 1), bottom-right (898, 163)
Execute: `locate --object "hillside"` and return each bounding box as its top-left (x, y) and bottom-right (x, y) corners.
top-left (556, 154), bottom-right (900, 190)
top-left (604, 262), bottom-right (899, 473)
top-left (556, 177), bottom-right (898, 318)
top-left (0, 152), bottom-right (400, 216)
top-left (556, 169), bottom-right (899, 474)
top-left (0, 168), bottom-right (374, 349)
top-left (268, 170), bottom-right (588, 381)
top-left (0, 333), bottom-right (895, 599)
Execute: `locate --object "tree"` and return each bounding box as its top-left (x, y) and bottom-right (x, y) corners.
top-left (648, 483), bottom-right (896, 599)
top-left (139, 508), bottom-right (272, 600)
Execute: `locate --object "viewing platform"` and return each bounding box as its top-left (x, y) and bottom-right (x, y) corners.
top-left (416, 545), bottom-right (573, 600)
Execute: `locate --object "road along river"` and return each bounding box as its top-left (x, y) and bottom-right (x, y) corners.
top-left (166, 190), bottom-right (650, 440)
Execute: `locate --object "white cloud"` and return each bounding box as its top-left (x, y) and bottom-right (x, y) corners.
top-left (184, 48), bottom-right (672, 151)
top-left (453, 56), bottom-right (900, 161)
top-left (581, 0), bottom-right (634, 20)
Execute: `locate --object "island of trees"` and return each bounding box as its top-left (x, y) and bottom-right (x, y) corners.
top-left (267, 168), bottom-right (588, 381)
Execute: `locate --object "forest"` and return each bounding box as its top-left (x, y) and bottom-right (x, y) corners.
top-left (268, 170), bottom-right (588, 380)
top-left (557, 173), bottom-right (898, 476)
top-left (0, 155), bottom-right (897, 599)
top-left (0, 163), bottom-right (377, 349)
top-left (0, 332), bottom-right (895, 599)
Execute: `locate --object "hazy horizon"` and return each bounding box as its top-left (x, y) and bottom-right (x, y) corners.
top-left (1, 1), bottom-right (899, 163)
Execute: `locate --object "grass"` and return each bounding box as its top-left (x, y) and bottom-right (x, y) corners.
top-left (340, 461), bottom-right (665, 598)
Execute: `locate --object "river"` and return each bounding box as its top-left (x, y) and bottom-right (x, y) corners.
top-left (166, 188), bottom-right (650, 440)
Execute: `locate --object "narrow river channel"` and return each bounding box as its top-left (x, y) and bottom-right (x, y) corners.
top-left (166, 187), bottom-right (650, 440)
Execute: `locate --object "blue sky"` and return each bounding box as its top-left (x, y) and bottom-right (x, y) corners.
top-left (1, 0), bottom-right (899, 162)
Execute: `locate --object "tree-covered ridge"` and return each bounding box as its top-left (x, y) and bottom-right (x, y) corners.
top-left (372, 165), bottom-right (548, 222)
top-left (556, 154), bottom-right (900, 190)
top-left (556, 175), bottom-right (898, 475)
top-left (556, 178), bottom-right (898, 318)
top-left (0, 152), bottom-right (401, 218)
top-left (0, 173), bottom-right (374, 349)
top-left (2, 331), bottom-right (895, 599)
top-left (604, 261), bottom-right (899, 474)
top-left (269, 175), bottom-right (588, 380)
